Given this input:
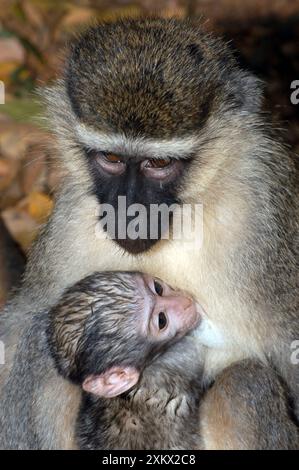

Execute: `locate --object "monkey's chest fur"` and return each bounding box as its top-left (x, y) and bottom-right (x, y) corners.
top-left (77, 373), bottom-right (203, 449)
top-left (77, 390), bottom-right (201, 450)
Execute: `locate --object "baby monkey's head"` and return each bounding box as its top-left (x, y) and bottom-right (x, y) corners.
top-left (48, 271), bottom-right (202, 398)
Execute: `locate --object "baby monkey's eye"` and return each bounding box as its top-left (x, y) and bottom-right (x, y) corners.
top-left (158, 312), bottom-right (168, 330)
top-left (154, 280), bottom-right (163, 296)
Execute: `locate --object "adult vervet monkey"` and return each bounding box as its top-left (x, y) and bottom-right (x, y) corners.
top-left (0, 17), bottom-right (298, 445)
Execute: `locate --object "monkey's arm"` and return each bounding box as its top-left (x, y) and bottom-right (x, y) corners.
top-left (0, 313), bottom-right (80, 450)
top-left (200, 359), bottom-right (299, 450)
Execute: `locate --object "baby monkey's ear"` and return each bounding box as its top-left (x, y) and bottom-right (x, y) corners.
top-left (82, 366), bottom-right (140, 398)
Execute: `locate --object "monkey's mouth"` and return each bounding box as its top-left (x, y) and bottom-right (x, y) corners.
top-left (100, 212), bottom-right (173, 254)
top-left (179, 314), bottom-right (202, 338)
top-left (193, 307), bottom-right (226, 349)
top-left (112, 237), bottom-right (159, 254)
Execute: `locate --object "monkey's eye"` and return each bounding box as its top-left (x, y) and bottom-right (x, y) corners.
top-left (145, 158), bottom-right (171, 169)
top-left (140, 157), bottom-right (181, 181)
top-left (154, 280), bottom-right (163, 296)
top-left (103, 153), bottom-right (123, 163)
top-left (93, 151), bottom-right (126, 175)
top-left (158, 312), bottom-right (168, 330)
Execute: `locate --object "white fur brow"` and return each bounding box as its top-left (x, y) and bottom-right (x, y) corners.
top-left (75, 123), bottom-right (198, 159)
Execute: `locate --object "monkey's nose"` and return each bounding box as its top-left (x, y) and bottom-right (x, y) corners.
top-left (166, 295), bottom-right (193, 312)
top-left (182, 297), bottom-right (193, 310)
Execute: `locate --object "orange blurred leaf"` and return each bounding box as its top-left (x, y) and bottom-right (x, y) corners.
top-left (21, 191), bottom-right (53, 223)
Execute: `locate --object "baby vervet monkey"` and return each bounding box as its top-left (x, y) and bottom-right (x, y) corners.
top-left (48, 272), bottom-right (298, 450)
top-left (48, 271), bottom-right (205, 449)
top-left (0, 271), bottom-right (297, 449)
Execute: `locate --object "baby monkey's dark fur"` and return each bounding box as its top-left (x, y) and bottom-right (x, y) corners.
top-left (48, 271), bottom-right (204, 450)
top-left (48, 272), bottom-right (298, 450)
top-left (0, 272), bottom-right (297, 449)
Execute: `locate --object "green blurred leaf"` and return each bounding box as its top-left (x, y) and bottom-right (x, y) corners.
top-left (0, 97), bottom-right (43, 125)
top-left (11, 66), bottom-right (35, 94)
top-left (0, 29), bottom-right (15, 38)
top-left (18, 36), bottom-right (44, 62)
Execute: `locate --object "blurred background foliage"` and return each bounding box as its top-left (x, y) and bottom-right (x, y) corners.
top-left (0, 0), bottom-right (299, 304)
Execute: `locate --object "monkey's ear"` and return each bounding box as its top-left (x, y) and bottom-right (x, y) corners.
top-left (226, 70), bottom-right (264, 113)
top-left (82, 366), bottom-right (140, 398)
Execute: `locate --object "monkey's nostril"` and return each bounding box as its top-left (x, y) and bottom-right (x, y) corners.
top-left (158, 312), bottom-right (168, 330)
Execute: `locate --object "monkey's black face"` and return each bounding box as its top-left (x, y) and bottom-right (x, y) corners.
top-left (85, 148), bottom-right (191, 253)
top-left (66, 19), bottom-right (220, 255)
top-left (66, 18), bottom-right (261, 254)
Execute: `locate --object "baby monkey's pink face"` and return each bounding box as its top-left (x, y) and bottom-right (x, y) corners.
top-left (137, 274), bottom-right (202, 342)
top-left (83, 274), bottom-right (202, 399)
